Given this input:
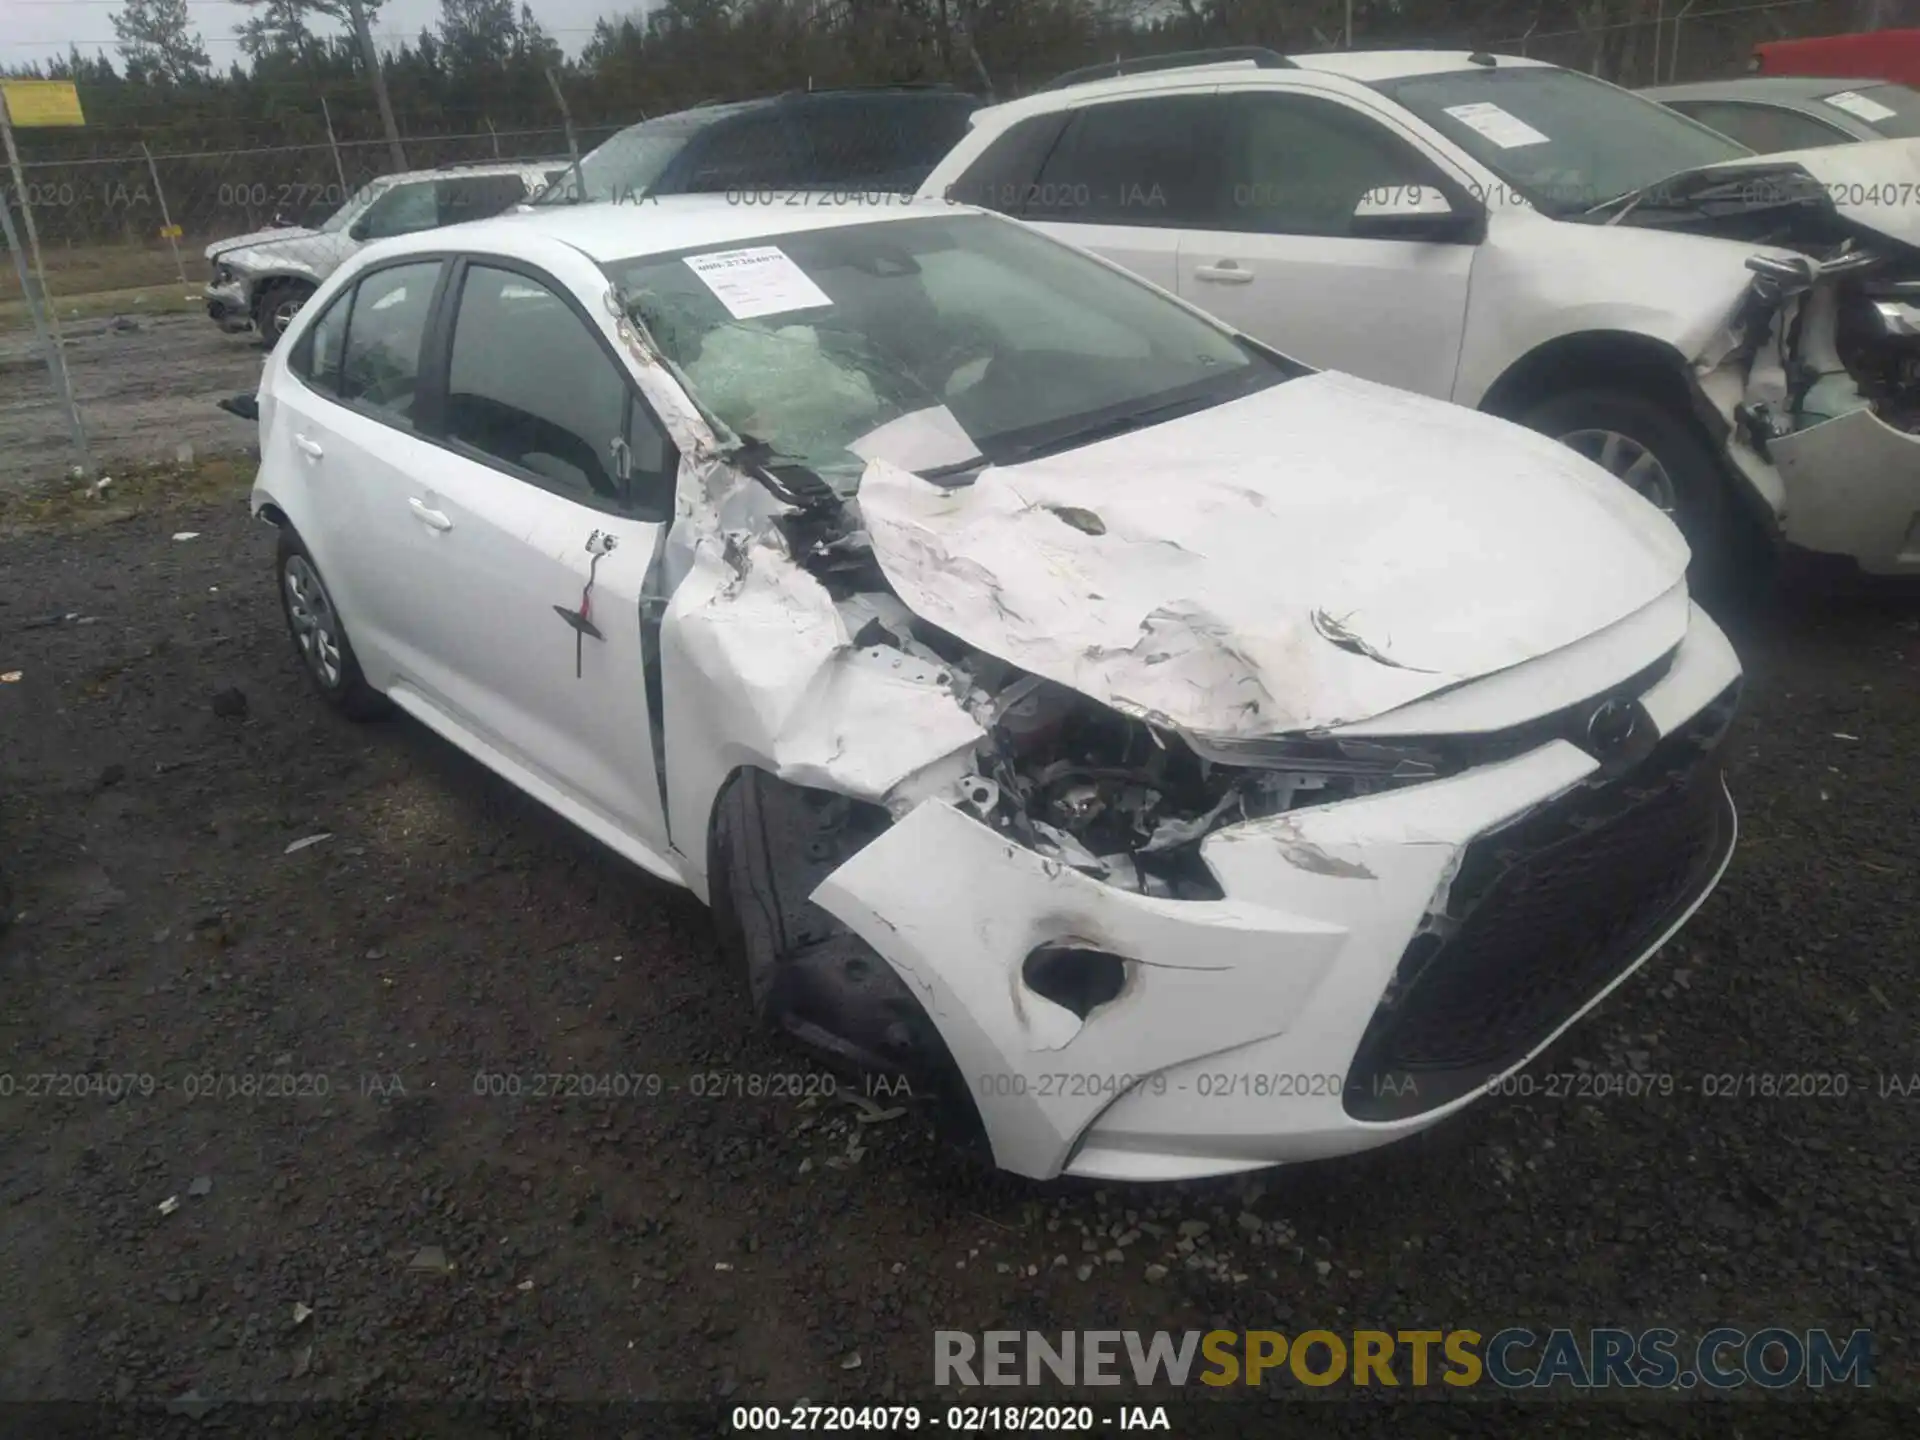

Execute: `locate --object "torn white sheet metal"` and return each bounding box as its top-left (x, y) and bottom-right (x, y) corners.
top-left (811, 798), bottom-right (1349, 1179)
top-left (1772, 406), bottom-right (1920, 574)
top-left (662, 529), bottom-right (986, 807)
top-left (857, 373), bottom-right (1687, 741)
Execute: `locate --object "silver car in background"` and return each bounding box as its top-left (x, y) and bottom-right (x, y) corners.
top-left (204, 161), bottom-right (564, 343)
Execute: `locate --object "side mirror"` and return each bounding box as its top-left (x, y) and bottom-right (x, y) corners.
top-left (348, 217), bottom-right (372, 242)
top-left (1351, 185), bottom-right (1481, 243)
top-left (218, 393), bottom-right (259, 422)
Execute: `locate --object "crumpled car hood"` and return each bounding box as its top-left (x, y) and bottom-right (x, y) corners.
top-left (856, 371), bottom-right (1689, 742)
top-left (1651, 138), bottom-right (1920, 248)
top-left (205, 225), bottom-right (318, 261)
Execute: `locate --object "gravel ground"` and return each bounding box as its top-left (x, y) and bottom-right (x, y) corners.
top-left (0, 468), bottom-right (1913, 1434)
top-left (0, 315), bottom-right (260, 487)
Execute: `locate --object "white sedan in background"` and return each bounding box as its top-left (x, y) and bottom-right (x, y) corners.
top-left (245, 196), bottom-right (1740, 1181)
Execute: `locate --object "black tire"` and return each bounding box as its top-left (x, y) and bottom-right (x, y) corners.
top-left (1519, 387), bottom-right (1743, 594)
top-left (274, 530), bottom-right (389, 720)
top-left (254, 280), bottom-right (314, 349)
top-left (706, 770), bottom-right (988, 1154)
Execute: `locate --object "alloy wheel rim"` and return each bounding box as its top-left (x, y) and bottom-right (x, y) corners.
top-left (284, 555), bottom-right (343, 688)
top-left (1558, 428), bottom-right (1679, 514)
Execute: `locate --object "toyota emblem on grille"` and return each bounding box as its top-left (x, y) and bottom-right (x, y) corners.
top-left (1586, 697), bottom-right (1639, 755)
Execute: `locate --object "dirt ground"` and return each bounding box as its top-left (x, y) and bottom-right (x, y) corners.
top-left (0, 315), bottom-right (261, 487)
top-left (0, 459), bottom-right (1915, 1434)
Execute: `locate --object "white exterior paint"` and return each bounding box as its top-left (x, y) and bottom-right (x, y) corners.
top-left (919, 55), bottom-right (1920, 576)
top-left (251, 197), bottom-right (1741, 1181)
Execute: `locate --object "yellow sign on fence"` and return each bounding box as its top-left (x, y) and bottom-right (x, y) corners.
top-left (159, 224), bottom-right (183, 239)
top-left (1, 80), bottom-right (87, 128)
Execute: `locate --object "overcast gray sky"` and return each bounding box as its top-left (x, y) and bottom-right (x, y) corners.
top-left (0, 0), bottom-right (649, 69)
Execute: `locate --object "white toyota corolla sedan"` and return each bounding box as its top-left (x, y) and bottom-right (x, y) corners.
top-left (247, 195), bottom-right (1742, 1182)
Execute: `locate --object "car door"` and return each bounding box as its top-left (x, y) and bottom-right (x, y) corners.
top-left (1178, 88), bottom-right (1478, 400)
top-left (1016, 91), bottom-right (1222, 292)
top-left (273, 257), bottom-right (453, 691)
top-left (395, 257), bottom-right (680, 854)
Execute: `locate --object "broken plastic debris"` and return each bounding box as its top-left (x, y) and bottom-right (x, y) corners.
top-left (714, 1261), bottom-right (734, 1271)
top-left (171, 532), bottom-right (200, 542)
top-left (1833, 732), bottom-right (1860, 741)
top-left (840, 1351), bottom-right (863, 1371)
top-left (188, 1175), bottom-right (212, 1197)
top-left (292, 1302), bottom-right (313, 1326)
top-left (0, 672), bottom-right (20, 684)
top-left (157, 1195), bottom-right (180, 1215)
top-left (284, 833), bottom-right (333, 855)
top-left (407, 1246), bottom-right (452, 1273)
top-left (516, 1279), bottom-right (534, 1292)
top-left (841, 1090), bottom-right (906, 1124)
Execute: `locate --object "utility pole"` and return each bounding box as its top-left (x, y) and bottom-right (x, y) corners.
top-left (345, 0), bottom-right (406, 172)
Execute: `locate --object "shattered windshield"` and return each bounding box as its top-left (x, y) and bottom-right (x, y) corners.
top-left (531, 113), bottom-right (723, 204)
top-left (604, 213), bottom-right (1283, 485)
top-left (1373, 66), bottom-right (1750, 215)
top-left (1815, 84), bottom-right (1920, 139)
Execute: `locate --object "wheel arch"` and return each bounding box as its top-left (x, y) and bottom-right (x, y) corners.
top-left (1476, 329), bottom-right (1724, 441)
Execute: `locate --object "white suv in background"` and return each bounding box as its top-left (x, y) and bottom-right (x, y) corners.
top-left (920, 48), bottom-right (1920, 583)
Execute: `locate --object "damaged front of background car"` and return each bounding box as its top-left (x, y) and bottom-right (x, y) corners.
top-left (600, 207), bottom-right (1741, 1182)
top-left (1581, 145), bottom-right (1920, 575)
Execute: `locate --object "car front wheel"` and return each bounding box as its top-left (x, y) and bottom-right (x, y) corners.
top-left (1520, 387), bottom-right (1739, 592)
top-left (255, 280), bottom-right (314, 348)
top-left (276, 531), bottom-right (388, 720)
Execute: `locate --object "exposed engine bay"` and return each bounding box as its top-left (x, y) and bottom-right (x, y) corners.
top-left (1598, 160), bottom-right (1920, 441)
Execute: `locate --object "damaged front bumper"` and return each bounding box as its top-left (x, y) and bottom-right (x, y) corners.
top-left (205, 279), bottom-right (252, 333)
top-left (1772, 406), bottom-right (1920, 574)
top-left (811, 602), bottom-right (1740, 1182)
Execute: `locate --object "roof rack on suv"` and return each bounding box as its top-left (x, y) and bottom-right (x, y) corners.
top-left (1042, 46), bottom-right (1295, 92)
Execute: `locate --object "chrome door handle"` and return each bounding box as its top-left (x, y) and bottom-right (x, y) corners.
top-left (293, 433), bottom-right (325, 459)
top-left (407, 497), bottom-right (452, 531)
top-left (1194, 261), bottom-right (1254, 285)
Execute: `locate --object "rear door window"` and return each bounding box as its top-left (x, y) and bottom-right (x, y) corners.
top-left (798, 96), bottom-right (980, 188)
top-left (941, 112), bottom-right (1070, 211)
top-left (1023, 95), bottom-right (1219, 227)
top-left (338, 261), bottom-right (443, 423)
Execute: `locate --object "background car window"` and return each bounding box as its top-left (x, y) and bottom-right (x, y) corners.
top-left (1665, 99), bottom-right (1854, 153)
top-left (292, 290), bottom-right (350, 394)
top-left (358, 181), bottom-right (439, 240)
top-left (1023, 95), bottom-right (1216, 226)
top-left (338, 261), bottom-right (441, 421)
top-left (944, 112), bottom-right (1071, 211)
top-left (1820, 83), bottom-right (1920, 138)
top-left (1215, 93), bottom-right (1439, 236)
top-left (798, 96), bottom-right (980, 189)
top-left (678, 114), bottom-right (807, 192)
top-left (437, 173), bottom-right (534, 225)
top-left (445, 265), bottom-right (663, 510)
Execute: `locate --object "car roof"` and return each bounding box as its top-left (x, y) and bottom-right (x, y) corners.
top-left (375, 193), bottom-right (976, 266)
top-left (378, 161), bottom-right (556, 185)
top-left (1291, 50), bottom-right (1552, 81)
top-left (970, 49), bottom-right (1553, 125)
top-left (1642, 75), bottom-right (1896, 103)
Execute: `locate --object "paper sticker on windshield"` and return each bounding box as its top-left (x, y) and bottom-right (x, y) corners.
top-left (1821, 90), bottom-right (1899, 123)
top-left (1443, 102), bottom-right (1550, 149)
top-left (684, 246), bottom-right (832, 320)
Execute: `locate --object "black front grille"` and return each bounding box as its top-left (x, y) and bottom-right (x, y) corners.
top-left (1345, 682), bottom-right (1739, 1123)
